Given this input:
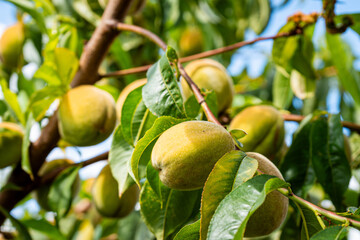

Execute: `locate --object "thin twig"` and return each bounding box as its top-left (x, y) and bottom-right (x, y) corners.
top-left (282, 114), bottom-right (360, 134)
top-left (100, 30), bottom-right (303, 78)
top-left (278, 188), bottom-right (360, 229)
top-left (39, 152), bottom-right (109, 186)
top-left (107, 22), bottom-right (221, 125)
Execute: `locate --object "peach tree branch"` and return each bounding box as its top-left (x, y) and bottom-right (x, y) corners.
top-left (100, 30), bottom-right (303, 78)
top-left (106, 21), bottom-right (221, 125)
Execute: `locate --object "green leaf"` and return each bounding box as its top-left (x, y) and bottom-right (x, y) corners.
top-left (0, 79), bottom-right (25, 126)
top-left (109, 125), bottom-right (135, 196)
top-left (116, 211), bottom-right (154, 240)
top-left (130, 116), bottom-right (186, 185)
top-left (300, 206), bottom-right (323, 239)
top-left (184, 95), bottom-right (201, 119)
top-left (73, 0), bottom-right (101, 26)
top-left (140, 181), bottom-right (200, 240)
top-left (110, 39), bottom-right (136, 83)
top-left (121, 85), bottom-right (157, 147)
top-left (174, 220), bottom-right (200, 240)
top-left (280, 118), bottom-right (315, 196)
top-left (207, 175), bottom-right (289, 240)
top-left (310, 226), bottom-right (348, 240)
top-left (22, 113), bottom-right (34, 179)
top-left (272, 22), bottom-right (298, 73)
top-left (48, 166), bottom-right (80, 218)
top-left (146, 162), bottom-right (162, 199)
top-left (311, 114), bottom-right (351, 210)
top-left (273, 23), bottom-right (315, 79)
top-left (272, 70), bottom-right (293, 109)
top-left (22, 219), bottom-right (67, 240)
top-left (166, 46), bottom-right (179, 63)
top-left (27, 85), bottom-right (67, 121)
top-left (143, 51), bottom-right (185, 118)
top-left (53, 48), bottom-right (79, 86)
top-left (121, 86), bottom-right (144, 146)
top-left (248, 0), bottom-right (271, 35)
top-left (0, 206), bottom-right (32, 240)
top-left (7, 0), bottom-right (47, 34)
top-left (0, 100), bottom-right (7, 116)
top-left (200, 151), bottom-right (257, 239)
top-left (229, 129), bottom-right (247, 140)
top-left (203, 90), bottom-right (218, 118)
top-left (326, 33), bottom-right (360, 105)
top-left (290, 70), bottom-right (316, 100)
top-left (34, 48), bottom-right (78, 87)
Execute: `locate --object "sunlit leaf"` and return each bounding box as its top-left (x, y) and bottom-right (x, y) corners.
top-left (143, 48), bottom-right (185, 118)
top-left (207, 175), bottom-right (289, 239)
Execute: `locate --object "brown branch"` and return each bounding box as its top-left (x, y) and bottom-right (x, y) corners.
top-left (0, 0), bottom-right (134, 226)
top-left (100, 30), bottom-right (303, 78)
top-left (38, 152), bottom-right (109, 187)
top-left (107, 22), bottom-right (221, 125)
top-left (282, 114), bottom-right (360, 134)
top-left (322, 0), bottom-right (353, 33)
top-left (177, 63), bottom-right (221, 125)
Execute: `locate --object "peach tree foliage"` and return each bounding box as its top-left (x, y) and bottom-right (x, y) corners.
top-left (0, 0), bottom-right (359, 240)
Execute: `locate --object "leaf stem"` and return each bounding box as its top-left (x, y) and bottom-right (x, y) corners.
top-left (293, 200), bottom-right (310, 240)
top-left (314, 210), bottom-right (327, 229)
top-left (278, 188), bottom-right (360, 229)
top-left (38, 152), bottom-right (108, 187)
top-left (107, 21), bottom-right (221, 125)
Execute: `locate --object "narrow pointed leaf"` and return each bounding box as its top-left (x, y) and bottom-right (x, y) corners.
top-left (310, 226), bottom-right (348, 240)
top-left (0, 206), bottom-right (31, 240)
top-left (109, 125), bottom-right (135, 196)
top-left (143, 51), bottom-right (185, 118)
top-left (48, 166), bottom-right (80, 218)
top-left (6, 0), bottom-right (47, 34)
top-left (0, 79), bottom-right (25, 126)
top-left (207, 175), bottom-right (289, 240)
top-left (140, 181), bottom-right (200, 240)
top-left (311, 114), bottom-right (351, 210)
top-left (174, 220), bottom-right (200, 240)
top-left (22, 219), bottom-right (67, 240)
top-left (121, 86), bottom-right (157, 146)
top-left (280, 119), bottom-right (314, 196)
top-left (22, 113), bottom-right (34, 178)
top-left (200, 151), bottom-right (258, 239)
top-left (326, 33), bottom-right (360, 105)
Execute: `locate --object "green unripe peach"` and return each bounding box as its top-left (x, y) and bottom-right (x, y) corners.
top-left (181, 59), bottom-right (235, 113)
top-left (58, 85), bottom-right (116, 146)
top-left (229, 105), bottom-right (285, 160)
top-left (179, 27), bottom-right (204, 57)
top-left (151, 121), bottom-right (235, 190)
top-left (0, 122), bottom-right (23, 168)
top-left (244, 152), bottom-right (288, 238)
top-left (116, 79), bottom-right (147, 120)
top-left (75, 219), bottom-right (94, 240)
top-left (0, 22), bottom-right (25, 70)
top-left (92, 165), bottom-right (139, 218)
top-left (35, 159), bottom-right (80, 211)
